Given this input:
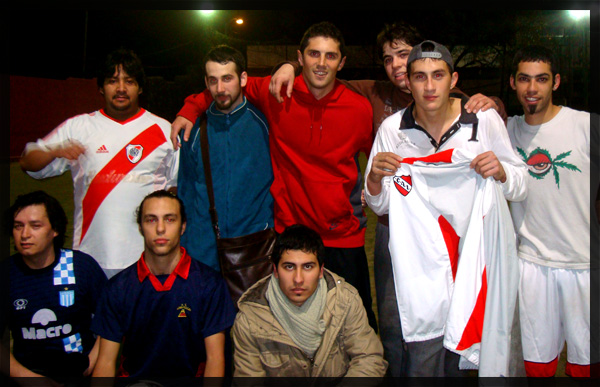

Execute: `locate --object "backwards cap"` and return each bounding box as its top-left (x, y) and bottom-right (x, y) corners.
top-left (407, 40), bottom-right (454, 72)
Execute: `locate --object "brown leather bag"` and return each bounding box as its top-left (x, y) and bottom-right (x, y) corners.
top-left (216, 228), bottom-right (276, 305)
top-left (199, 116), bottom-right (275, 306)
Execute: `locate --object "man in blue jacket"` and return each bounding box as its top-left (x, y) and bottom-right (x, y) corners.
top-left (177, 44), bottom-right (274, 273)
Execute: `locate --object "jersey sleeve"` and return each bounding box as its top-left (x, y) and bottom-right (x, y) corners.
top-left (74, 250), bottom-right (108, 313)
top-left (364, 113), bottom-right (402, 215)
top-left (24, 119), bottom-right (76, 179)
top-left (90, 279), bottom-right (125, 343)
top-left (480, 110), bottom-right (528, 202)
top-left (199, 273), bottom-right (236, 338)
top-left (164, 147), bottom-right (179, 189)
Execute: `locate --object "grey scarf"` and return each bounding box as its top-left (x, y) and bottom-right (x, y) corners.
top-left (265, 274), bottom-right (328, 358)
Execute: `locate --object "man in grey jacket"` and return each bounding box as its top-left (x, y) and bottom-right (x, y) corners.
top-left (231, 224), bottom-right (387, 378)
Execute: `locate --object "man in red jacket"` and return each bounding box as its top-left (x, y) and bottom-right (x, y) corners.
top-left (170, 21), bottom-right (377, 330)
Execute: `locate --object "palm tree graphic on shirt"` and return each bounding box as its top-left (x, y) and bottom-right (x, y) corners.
top-left (517, 147), bottom-right (581, 188)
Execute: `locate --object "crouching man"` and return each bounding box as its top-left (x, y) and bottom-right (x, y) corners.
top-left (231, 224), bottom-right (387, 378)
top-left (91, 190), bottom-right (236, 382)
top-left (2, 191), bottom-right (107, 384)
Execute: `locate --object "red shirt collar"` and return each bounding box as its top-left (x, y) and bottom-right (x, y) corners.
top-left (136, 247), bottom-right (191, 291)
top-left (100, 108), bottom-right (145, 124)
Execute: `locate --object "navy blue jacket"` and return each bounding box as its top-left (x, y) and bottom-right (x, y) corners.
top-left (178, 97), bottom-right (274, 270)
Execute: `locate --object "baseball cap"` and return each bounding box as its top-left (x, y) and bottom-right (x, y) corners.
top-left (407, 40), bottom-right (454, 72)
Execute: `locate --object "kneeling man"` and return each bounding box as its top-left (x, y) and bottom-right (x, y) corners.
top-left (91, 190), bottom-right (236, 380)
top-left (231, 224), bottom-right (387, 377)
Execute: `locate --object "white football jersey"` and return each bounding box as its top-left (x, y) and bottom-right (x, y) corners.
top-left (388, 148), bottom-right (519, 376)
top-left (25, 109), bottom-right (179, 270)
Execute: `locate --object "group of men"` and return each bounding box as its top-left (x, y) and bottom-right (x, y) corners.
top-left (2, 16), bottom-right (593, 385)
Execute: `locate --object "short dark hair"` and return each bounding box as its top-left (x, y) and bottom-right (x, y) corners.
top-left (97, 48), bottom-right (146, 90)
top-left (203, 44), bottom-right (246, 77)
top-left (6, 190), bottom-right (68, 252)
top-left (511, 45), bottom-right (559, 78)
top-left (299, 21), bottom-right (346, 58)
top-left (376, 22), bottom-right (423, 60)
top-left (271, 224), bottom-right (325, 267)
top-left (136, 190), bottom-right (187, 226)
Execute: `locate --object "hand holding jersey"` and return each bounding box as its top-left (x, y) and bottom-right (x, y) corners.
top-left (469, 151), bottom-right (507, 183)
top-left (366, 152), bottom-right (403, 196)
top-left (364, 40), bottom-right (526, 377)
top-left (367, 148), bottom-right (507, 197)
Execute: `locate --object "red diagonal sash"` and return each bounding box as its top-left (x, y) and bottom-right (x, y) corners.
top-left (80, 124), bottom-right (166, 244)
top-left (456, 268), bottom-right (487, 350)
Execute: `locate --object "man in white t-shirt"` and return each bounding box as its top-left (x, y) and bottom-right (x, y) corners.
top-left (19, 49), bottom-right (179, 278)
top-left (507, 45), bottom-right (593, 378)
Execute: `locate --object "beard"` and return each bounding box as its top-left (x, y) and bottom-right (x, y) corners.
top-left (527, 104), bottom-right (537, 115)
top-left (213, 89), bottom-right (243, 113)
top-left (214, 94), bottom-right (232, 110)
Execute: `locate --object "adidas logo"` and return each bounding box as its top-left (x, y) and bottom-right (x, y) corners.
top-left (96, 145), bottom-right (109, 153)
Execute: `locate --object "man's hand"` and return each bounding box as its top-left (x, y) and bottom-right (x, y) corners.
top-left (19, 140), bottom-right (85, 172)
top-left (464, 93), bottom-right (499, 114)
top-left (269, 63), bottom-right (295, 103)
top-left (49, 140), bottom-right (86, 160)
top-left (366, 152), bottom-right (403, 196)
top-left (9, 352), bottom-right (63, 387)
top-left (83, 336), bottom-right (100, 377)
top-left (470, 151), bottom-right (506, 182)
top-left (170, 116), bottom-right (194, 150)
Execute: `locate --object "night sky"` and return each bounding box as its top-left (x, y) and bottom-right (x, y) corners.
top-left (4, 2), bottom-right (599, 118)
top-left (7, 4), bottom-right (596, 81)
top-left (8, 8), bottom-right (414, 79)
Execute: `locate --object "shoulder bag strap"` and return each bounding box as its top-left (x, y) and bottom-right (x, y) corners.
top-left (199, 115), bottom-right (221, 239)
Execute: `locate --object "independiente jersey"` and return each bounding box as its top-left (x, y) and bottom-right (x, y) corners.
top-left (388, 148), bottom-right (519, 376)
top-left (25, 109), bottom-right (178, 270)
